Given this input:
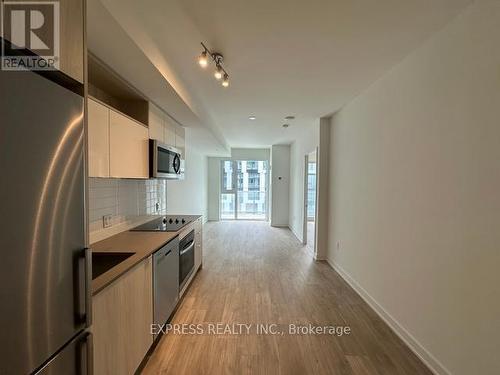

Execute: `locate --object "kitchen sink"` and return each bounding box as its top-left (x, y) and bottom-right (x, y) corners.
top-left (92, 252), bottom-right (135, 280)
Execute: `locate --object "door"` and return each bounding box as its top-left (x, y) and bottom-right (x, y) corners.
top-left (220, 160), bottom-right (237, 219)
top-left (303, 150), bottom-right (318, 253)
top-left (87, 98), bottom-right (110, 177)
top-left (153, 238), bottom-right (179, 327)
top-left (0, 70), bottom-right (88, 374)
top-left (148, 103), bottom-right (165, 143)
top-left (109, 109), bottom-right (149, 178)
top-left (220, 160), bottom-right (269, 220)
top-left (164, 115), bottom-right (176, 146)
top-left (174, 124), bottom-right (185, 159)
top-left (59, 0), bottom-right (85, 83)
top-left (35, 331), bottom-right (92, 375)
top-left (179, 231), bottom-right (195, 289)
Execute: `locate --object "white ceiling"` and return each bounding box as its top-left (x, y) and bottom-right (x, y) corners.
top-left (87, 0), bottom-right (230, 156)
top-left (94, 0), bottom-right (471, 150)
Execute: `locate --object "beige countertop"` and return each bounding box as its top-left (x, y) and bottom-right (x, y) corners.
top-left (91, 215), bottom-right (201, 295)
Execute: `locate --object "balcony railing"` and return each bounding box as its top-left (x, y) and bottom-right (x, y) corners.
top-left (221, 191), bottom-right (267, 220)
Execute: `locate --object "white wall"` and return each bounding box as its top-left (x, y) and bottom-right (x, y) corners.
top-left (166, 142), bottom-right (208, 220)
top-left (326, 2), bottom-right (500, 374)
top-left (207, 149), bottom-right (271, 221)
top-left (270, 145), bottom-right (290, 226)
top-left (288, 125), bottom-right (319, 241)
top-left (231, 148), bottom-right (270, 161)
top-left (207, 157), bottom-right (222, 221)
top-left (315, 118), bottom-right (330, 259)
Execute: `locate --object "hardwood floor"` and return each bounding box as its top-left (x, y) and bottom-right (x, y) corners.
top-left (306, 220), bottom-right (315, 253)
top-left (142, 221), bottom-right (431, 375)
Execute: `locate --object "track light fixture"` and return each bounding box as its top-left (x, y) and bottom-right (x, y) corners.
top-left (198, 42), bottom-right (230, 88)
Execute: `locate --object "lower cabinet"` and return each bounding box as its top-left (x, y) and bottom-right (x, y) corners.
top-left (92, 257), bottom-right (153, 375)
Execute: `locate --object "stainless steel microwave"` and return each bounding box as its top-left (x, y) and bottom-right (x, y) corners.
top-left (149, 139), bottom-right (184, 179)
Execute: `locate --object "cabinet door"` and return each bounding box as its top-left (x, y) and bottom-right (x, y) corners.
top-left (164, 115), bottom-right (176, 147)
top-left (87, 98), bottom-right (110, 177)
top-left (175, 124), bottom-right (186, 158)
top-left (109, 110), bottom-right (149, 178)
top-left (93, 257), bottom-right (153, 375)
top-left (59, 0), bottom-right (84, 82)
top-left (148, 104), bottom-right (164, 143)
top-left (1, 0), bottom-right (84, 82)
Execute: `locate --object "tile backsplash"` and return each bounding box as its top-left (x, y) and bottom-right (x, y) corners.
top-left (89, 178), bottom-right (167, 242)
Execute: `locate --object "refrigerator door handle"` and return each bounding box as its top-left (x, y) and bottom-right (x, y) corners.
top-left (83, 331), bottom-right (93, 375)
top-left (84, 248), bottom-right (92, 327)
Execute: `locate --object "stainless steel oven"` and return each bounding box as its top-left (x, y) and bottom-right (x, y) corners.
top-left (149, 139), bottom-right (184, 179)
top-left (179, 230), bottom-right (195, 290)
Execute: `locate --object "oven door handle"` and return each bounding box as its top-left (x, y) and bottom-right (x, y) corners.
top-left (173, 154), bottom-right (181, 174)
top-left (180, 241), bottom-right (194, 256)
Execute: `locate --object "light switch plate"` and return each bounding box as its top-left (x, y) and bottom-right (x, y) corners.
top-left (102, 214), bottom-right (112, 228)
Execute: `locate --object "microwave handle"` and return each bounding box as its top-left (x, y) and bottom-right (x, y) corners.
top-left (173, 154), bottom-right (181, 174)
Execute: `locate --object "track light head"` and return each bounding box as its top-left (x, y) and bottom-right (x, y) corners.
top-left (198, 51), bottom-right (208, 67)
top-left (222, 74), bottom-right (229, 87)
top-left (214, 65), bottom-right (223, 80)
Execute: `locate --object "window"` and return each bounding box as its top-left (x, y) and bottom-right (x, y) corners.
top-left (220, 160), bottom-right (269, 220)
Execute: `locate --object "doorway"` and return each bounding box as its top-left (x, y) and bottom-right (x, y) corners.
top-left (303, 149), bottom-right (318, 254)
top-left (220, 160), bottom-right (269, 220)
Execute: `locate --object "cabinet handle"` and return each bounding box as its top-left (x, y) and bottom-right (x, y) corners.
top-left (180, 241), bottom-right (195, 256)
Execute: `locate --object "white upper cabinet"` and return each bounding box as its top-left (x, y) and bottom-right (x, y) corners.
top-left (164, 115), bottom-right (176, 147)
top-left (175, 124), bottom-right (186, 158)
top-left (88, 97), bottom-right (149, 179)
top-left (148, 104), bottom-right (164, 143)
top-left (109, 110), bottom-right (149, 179)
top-left (148, 103), bottom-right (180, 149)
top-left (87, 98), bottom-right (110, 177)
top-left (88, 97), bottom-right (188, 179)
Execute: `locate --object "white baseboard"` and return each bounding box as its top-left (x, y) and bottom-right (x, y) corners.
top-left (271, 223), bottom-right (289, 228)
top-left (326, 258), bottom-right (450, 375)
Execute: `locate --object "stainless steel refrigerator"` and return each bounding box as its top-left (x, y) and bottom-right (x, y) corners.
top-left (0, 68), bottom-right (92, 374)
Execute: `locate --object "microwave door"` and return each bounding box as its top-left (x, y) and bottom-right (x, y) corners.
top-left (150, 140), bottom-right (182, 179)
top-left (156, 147), bottom-right (175, 178)
top-left (152, 141), bottom-right (182, 179)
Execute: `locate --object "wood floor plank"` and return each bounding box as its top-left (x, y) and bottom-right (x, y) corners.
top-left (142, 221), bottom-right (432, 375)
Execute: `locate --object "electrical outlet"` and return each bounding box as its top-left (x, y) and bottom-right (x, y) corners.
top-left (336, 240), bottom-right (341, 251)
top-left (102, 214), bottom-right (112, 228)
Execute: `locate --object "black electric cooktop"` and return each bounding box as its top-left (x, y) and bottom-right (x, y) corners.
top-left (130, 215), bottom-right (196, 232)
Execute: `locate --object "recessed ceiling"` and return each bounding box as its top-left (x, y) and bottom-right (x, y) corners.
top-left (95, 0), bottom-right (472, 148)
